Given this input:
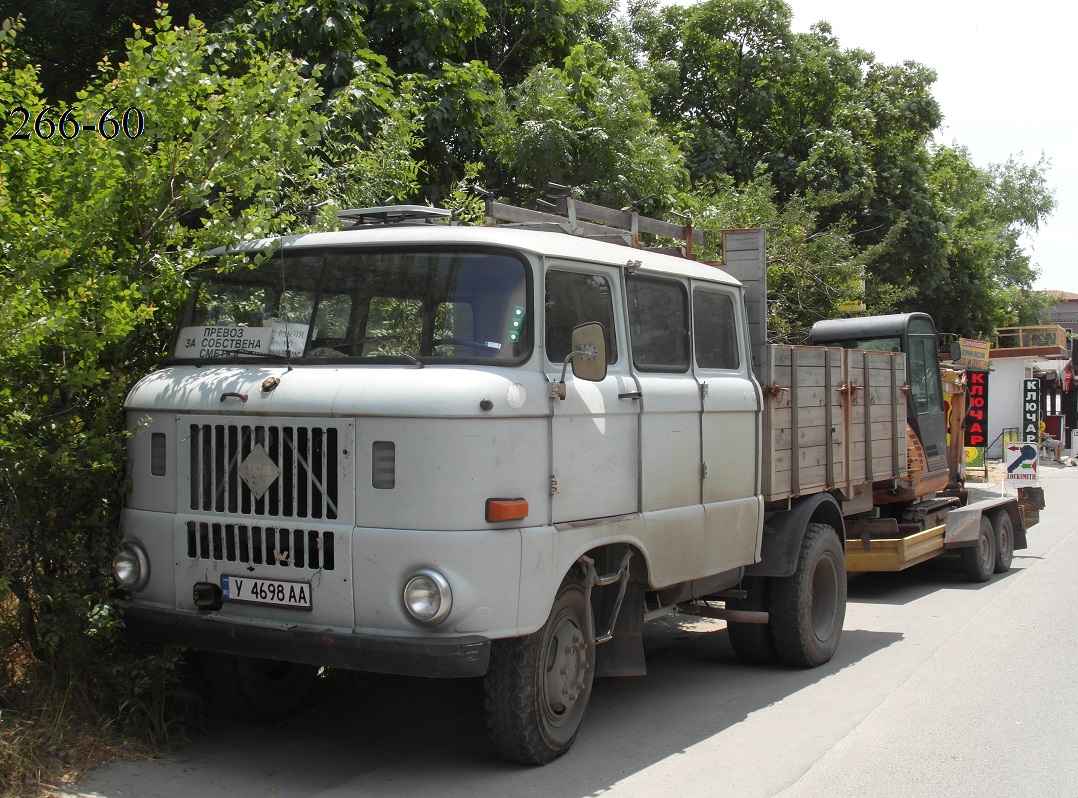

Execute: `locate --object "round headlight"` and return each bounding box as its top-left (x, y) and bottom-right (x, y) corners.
top-left (112, 543), bottom-right (150, 591)
top-left (403, 569), bottom-right (452, 626)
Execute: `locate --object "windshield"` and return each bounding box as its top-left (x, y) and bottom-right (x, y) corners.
top-left (174, 246), bottom-right (531, 364)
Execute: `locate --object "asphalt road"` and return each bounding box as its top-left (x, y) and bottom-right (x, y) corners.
top-left (59, 463), bottom-right (1078, 798)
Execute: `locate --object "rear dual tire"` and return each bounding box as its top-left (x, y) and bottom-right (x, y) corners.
top-left (769, 523), bottom-right (846, 667)
top-left (960, 515), bottom-right (997, 583)
top-left (730, 524), bottom-right (846, 669)
top-left (992, 511), bottom-right (1014, 574)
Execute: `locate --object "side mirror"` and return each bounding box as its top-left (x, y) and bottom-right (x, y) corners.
top-left (949, 341), bottom-right (962, 362)
top-left (554, 322), bottom-right (608, 399)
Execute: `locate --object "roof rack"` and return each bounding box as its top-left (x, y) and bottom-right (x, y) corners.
top-left (336, 205), bottom-right (455, 227)
top-left (332, 189), bottom-right (706, 258)
top-left (481, 184), bottom-right (706, 258)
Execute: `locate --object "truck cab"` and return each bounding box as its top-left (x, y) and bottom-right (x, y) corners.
top-left (112, 201), bottom-right (849, 764)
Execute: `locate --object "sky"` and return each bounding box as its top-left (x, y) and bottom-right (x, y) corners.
top-left (786, 0), bottom-right (1077, 293)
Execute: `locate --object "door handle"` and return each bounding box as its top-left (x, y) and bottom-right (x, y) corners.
top-left (618, 391), bottom-right (642, 400)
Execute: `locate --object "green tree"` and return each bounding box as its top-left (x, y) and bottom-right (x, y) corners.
top-left (469, 0), bottom-right (618, 84)
top-left (683, 174), bottom-right (867, 343)
top-left (0, 0), bottom-right (249, 101)
top-left (630, 0), bottom-right (796, 185)
top-left (916, 145), bottom-right (1055, 336)
top-left (0, 12), bottom-right (420, 788)
top-left (629, 1), bottom-right (962, 328)
top-left (486, 42), bottom-right (687, 208)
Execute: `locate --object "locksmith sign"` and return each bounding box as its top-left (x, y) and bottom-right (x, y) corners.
top-left (1022, 378), bottom-right (1041, 442)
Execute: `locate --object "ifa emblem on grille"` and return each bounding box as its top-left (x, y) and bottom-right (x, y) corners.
top-left (238, 444), bottom-right (280, 499)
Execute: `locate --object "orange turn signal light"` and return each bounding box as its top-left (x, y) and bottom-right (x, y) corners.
top-left (486, 498), bottom-right (529, 523)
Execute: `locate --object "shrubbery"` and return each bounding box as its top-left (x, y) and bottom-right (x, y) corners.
top-left (0, 9), bottom-right (420, 792)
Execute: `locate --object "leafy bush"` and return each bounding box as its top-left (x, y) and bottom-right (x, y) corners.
top-left (0, 8), bottom-right (420, 793)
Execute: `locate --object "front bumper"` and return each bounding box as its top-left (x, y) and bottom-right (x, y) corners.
top-left (122, 604), bottom-right (490, 678)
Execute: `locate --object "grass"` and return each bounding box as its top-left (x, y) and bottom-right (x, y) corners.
top-left (0, 596), bottom-right (192, 797)
top-left (0, 643), bottom-right (132, 797)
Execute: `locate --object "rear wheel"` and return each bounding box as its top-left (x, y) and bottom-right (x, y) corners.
top-left (992, 511), bottom-right (1014, 574)
top-left (960, 515), bottom-right (996, 582)
top-left (769, 523), bottom-right (846, 667)
top-left (484, 577), bottom-right (595, 764)
top-left (727, 576), bottom-right (779, 664)
top-left (202, 652), bottom-right (318, 722)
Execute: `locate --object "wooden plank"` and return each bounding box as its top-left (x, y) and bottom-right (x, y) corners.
top-left (766, 387), bottom-right (836, 407)
top-left (772, 426), bottom-right (847, 448)
top-left (768, 406), bottom-right (841, 428)
top-left (722, 231), bottom-right (767, 381)
top-left (770, 346), bottom-right (846, 368)
top-left (767, 368), bottom-right (844, 390)
top-left (724, 230), bottom-right (767, 253)
top-left (845, 525), bottom-right (945, 572)
top-left (769, 406), bottom-right (905, 432)
top-left (487, 202), bottom-right (631, 239)
top-left (847, 456), bottom-right (904, 479)
top-left (568, 199), bottom-right (706, 245)
top-left (768, 464), bottom-right (843, 491)
top-left (768, 444), bottom-right (844, 470)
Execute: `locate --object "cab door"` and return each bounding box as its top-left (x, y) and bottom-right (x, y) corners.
top-left (544, 264), bottom-right (640, 524)
top-left (692, 284), bottom-right (763, 573)
top-left (623, 273), bottom-right (705, 584)
top-left (905, 316), bottom-right (949, 474)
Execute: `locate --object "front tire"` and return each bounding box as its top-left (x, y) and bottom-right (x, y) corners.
top-left (484, 577), bottom-right (595, 764)
top-left (769, 523), bottom-right (846, 667)
top-left (202, 652), bottom-right (318, 722)
top-left (960, 515), bottom-right (996, 582)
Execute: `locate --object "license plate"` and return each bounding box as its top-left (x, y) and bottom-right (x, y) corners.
top-left (221, 575), bottom-right (312, 609)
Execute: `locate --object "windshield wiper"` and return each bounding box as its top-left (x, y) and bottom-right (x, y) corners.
top-left (384, 351), bottom-right (424, 369)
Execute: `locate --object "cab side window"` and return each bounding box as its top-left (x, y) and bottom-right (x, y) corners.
top-left (908, 335), bottom-right (944, 413)
top-left (626, 275), bottom-right (689, 372)
top-left (693, 289), bottom-right (740, 370)
top-left (545, 270), bottom-right (618, 364)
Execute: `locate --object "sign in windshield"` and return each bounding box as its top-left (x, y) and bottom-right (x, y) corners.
top-left (175, 322), bottom-right (308, 359)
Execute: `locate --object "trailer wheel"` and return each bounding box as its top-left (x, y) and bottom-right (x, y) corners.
top-left (960, 515), bottom-right (997, 583)
top-left (727, 576), bottom-right (779, 664)
top-left (992, 511), bottom-right (1015, 574)
top-left (202, 652), bottom-right (318, 722)
top-left (769, 523), bottom-right (846, 667)
top-left (484, 577), bottom-right (594, 764)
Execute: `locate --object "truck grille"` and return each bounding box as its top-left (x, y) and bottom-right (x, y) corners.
top-left (188, 423), bottom-right (339, 520)
top-left (186, 521), bottom-right (335, 571)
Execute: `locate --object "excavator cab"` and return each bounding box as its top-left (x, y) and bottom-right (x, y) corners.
top-left (810, 313), bottom-right (950, 489)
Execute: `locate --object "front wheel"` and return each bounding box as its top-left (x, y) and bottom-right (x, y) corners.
top-left (769, 523), bottom-right (846, 667)
top-left (484, 577), bottom-right (595, 764)
top-left (960, 515), bottom-right (997, 583)
top-left (202, 652), bottom-right (319, 722)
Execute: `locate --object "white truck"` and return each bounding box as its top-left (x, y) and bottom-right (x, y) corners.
top-left (112, 197), bottom-right (1027, 763)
